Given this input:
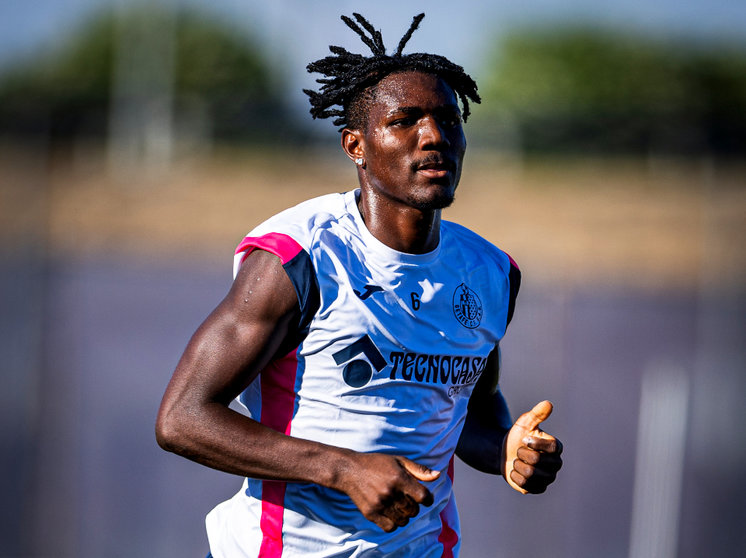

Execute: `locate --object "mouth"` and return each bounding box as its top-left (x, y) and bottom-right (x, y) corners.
top-left (414, 157), bottom-right (455, 179)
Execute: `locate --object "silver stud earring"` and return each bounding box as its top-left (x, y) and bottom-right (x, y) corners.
top-left (355, 158), bottom-right (364, 166)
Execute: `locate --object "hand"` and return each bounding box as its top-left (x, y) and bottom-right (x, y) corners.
top-left (337, 453), bottom-right (440, 532)
top-left (501, 400), bottom-right (563, 494)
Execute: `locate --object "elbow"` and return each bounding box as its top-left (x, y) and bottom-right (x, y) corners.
top-left (155, 410), bottom-right (175, 452)
top-left (155, 404), bottom-right (188, 454)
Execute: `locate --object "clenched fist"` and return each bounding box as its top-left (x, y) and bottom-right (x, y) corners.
top-left (502, 400), bottom-right (563, 494)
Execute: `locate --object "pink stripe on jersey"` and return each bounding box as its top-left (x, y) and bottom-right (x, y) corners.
top-left (507, 252), bottom-right (520, 271)
top-left (258, 481), bottom-right (286, 558)
top-left (257, 349), bottom-right (301, 557)
top-left (236, 233), bottom-right (303, 266)
top-left (438, 457), bottom-right (458, 558)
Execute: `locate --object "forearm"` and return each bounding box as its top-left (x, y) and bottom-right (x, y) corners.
top-left (154, 375), bottom-right (356, 487)
top-left (455, 363), bottom-right (512, 475)
top-left (157, 398), bottom-right (355, 490)
top-left (455, 413), bottom-right (508, 475)
top-left (157, 398), bottom-right (442, 532)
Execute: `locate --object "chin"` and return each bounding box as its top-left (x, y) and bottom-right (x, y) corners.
top-left (408, 187), bottom-right (456, 211)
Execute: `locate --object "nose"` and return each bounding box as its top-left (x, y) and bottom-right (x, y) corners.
top-left (418, 116), bottom-right (449, 149)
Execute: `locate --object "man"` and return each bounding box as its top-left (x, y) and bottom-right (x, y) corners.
top-left (156, 13), bottom-right (562, 557)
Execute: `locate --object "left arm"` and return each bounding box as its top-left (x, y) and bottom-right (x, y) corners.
top-left (455, 348), bottom-right (511, 475)
top-left (456, 348), bottom-right (563, 494)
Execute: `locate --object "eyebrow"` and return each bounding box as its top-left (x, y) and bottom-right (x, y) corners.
top-left (387, 104), bottom-right (460, 117)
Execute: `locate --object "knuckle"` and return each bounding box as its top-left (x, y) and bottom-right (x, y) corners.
top-left (395, 516), bottom-right (410, 527)
top-left (519, 448), bottom-right (540, 465)
top-left (510, 470), bottom-right (526, 487)
top-left (377, 516), bottom-right (395, 532)
top-left (413, 484), bottom-right (429, 502)
top-left (379, 483), bottom-right (396, 501)
top-left (421, 490), bottom-right (434, 507)
top-left (514, 459), bottom-right (533, 477)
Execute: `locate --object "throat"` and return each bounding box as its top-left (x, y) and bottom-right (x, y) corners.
top-left (357, 193), bottom-right (441, 254)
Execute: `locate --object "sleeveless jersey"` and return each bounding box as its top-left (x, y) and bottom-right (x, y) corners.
top-left (206, 189), bottom-right (520, 558)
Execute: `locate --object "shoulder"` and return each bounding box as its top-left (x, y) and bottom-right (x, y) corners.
top-left (441, 220), bottom-right (519, 276)
top-left (233, 191), bottom-right (352, 276)
top-left (442, 221), bottom-right (521, 328)
top-left (249, 191), bottom-right (350, 247)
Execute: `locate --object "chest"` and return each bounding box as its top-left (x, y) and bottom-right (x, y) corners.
top-left (299, 238), bottom-right (506, 398)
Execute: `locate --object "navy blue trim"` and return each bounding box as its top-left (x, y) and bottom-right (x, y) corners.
top-left (506, 260), bottom-right (521, 328)
top-left (282, 248), bottom-right (320, 337)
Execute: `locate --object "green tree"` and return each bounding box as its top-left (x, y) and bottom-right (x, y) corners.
top-left (476, 27), bottom-right (746, 155)
top-left (0, 4), bottom-right (289, 142)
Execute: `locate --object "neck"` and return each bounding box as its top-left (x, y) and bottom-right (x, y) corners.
top-left (357, 188), bottom-right (441, 254)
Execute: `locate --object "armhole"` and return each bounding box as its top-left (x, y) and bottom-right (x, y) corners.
top-left (506, 254), bottom-right (521, 329)
top-left (283, 250), bottom-right (320, 337)
top-left (235, 233), bottom-right (320, 336)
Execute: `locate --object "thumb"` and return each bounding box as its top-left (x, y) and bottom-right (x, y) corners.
top-left (400, 458), bottom-right (441, 482)
top-left (514, 400), bottom-right (553, 431)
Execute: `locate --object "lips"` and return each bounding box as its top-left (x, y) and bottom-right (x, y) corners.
top-left (414, 156), bottom-right (455, 174)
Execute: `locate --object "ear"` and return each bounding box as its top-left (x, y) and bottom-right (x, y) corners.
top-left (341, 128), bottom-right (365, 163)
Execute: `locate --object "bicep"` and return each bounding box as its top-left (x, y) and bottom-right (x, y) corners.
top-left (162, 249), bottom-right (301, 409)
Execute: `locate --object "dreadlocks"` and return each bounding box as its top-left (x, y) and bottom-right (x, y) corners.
top-left (304, 13), bottom-right (481, 131)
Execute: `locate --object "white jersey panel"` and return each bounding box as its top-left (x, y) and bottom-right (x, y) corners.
top-left (209, 189), bottom-right (517, 557)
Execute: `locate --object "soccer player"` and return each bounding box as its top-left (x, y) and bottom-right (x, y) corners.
top-left (156, 13), bottom-right (562, 557)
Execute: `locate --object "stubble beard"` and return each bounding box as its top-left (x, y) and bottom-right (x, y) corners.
top-left (407, 178), bottom-right (459, 211)
top-left (407, 190), bottom-right (455, 211)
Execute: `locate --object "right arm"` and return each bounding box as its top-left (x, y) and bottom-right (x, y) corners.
top-left (155, 249), bottom-right (438, 531)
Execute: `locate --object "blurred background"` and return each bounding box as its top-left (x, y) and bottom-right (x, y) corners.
top-left (1, 1), bottom-right (744, 557)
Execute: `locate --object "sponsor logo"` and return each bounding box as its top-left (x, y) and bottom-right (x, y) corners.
top-left (353, 284), bottom-right (384, 300)
top-left (389, 352), bottom-right (487, 388)
top-left (453, 283), bottom-right (482, 328)
top-left (334, 339), bottom-right (489, 395)
top-left (333, 335), bottom-right (386, 387)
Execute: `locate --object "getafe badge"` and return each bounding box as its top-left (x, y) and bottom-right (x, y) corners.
top-left (453, 283), bottom-right (482, 329)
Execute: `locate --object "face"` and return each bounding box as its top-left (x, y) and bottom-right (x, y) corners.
top-left (349, 71), bottom-right (467, 211)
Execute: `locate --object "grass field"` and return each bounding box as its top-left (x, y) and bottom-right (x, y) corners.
top-left (2, 145), bottom-right (744, 291)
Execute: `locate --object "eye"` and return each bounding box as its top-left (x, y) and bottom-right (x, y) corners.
top-left (440, 113), bottom-right (462, 128)
top-left (391, 116), bottom-right (416, 127)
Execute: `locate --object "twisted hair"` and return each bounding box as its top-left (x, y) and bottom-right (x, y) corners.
top-left (304, 13), bottom-right (480, 131)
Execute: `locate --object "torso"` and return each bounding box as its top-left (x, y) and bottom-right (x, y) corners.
top-left (208, 190), bottom-right (517, 557)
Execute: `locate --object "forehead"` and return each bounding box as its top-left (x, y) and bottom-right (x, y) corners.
top-left (370, 71), bottom-right (459, 114)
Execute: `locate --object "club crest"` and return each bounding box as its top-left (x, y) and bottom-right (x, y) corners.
top-left (453, 283), bottom-right (482, 329)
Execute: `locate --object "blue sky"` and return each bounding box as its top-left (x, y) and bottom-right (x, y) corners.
top-left (2, 0), bottom-right (745, 116)
top-left (4, 0), bottom-right (745, 67)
